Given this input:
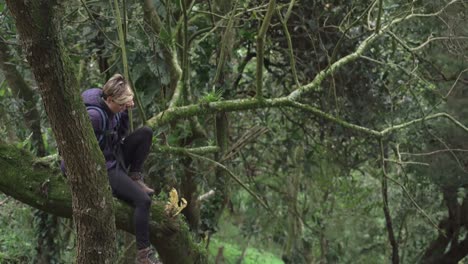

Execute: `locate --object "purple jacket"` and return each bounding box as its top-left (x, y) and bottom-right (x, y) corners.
top-left (61, 88), bottom-right (129, 173)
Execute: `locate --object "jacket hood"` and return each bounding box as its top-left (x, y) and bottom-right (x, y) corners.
top-left (81, 88), bottom-right (103, 107)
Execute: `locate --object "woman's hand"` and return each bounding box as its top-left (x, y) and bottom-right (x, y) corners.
top-left (125, 99), bottom-right (135, 109)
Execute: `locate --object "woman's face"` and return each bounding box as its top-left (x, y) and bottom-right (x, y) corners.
top-left (105, 95), bottom-right (134, 113)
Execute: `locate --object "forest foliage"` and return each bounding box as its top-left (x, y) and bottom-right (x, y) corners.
top-left (1, 0), bottom-right (468, 263)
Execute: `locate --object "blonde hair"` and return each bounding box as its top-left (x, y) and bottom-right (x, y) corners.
top-left (102, 74), bottom-right (134, 104)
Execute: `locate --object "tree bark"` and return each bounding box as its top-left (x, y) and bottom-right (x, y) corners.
top-left (5, 1), bottom-right (117, 263)
top-left (0, 143), bottom-right (207, 264)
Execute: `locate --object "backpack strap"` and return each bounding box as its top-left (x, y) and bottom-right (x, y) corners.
top-left (86, 105), bottom-right (108, 147)
top-left (115, 112), bottom-right (121, 130)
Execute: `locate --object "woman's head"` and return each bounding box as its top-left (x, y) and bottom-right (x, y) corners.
top-left (102, 74), bottom-right (134, 113)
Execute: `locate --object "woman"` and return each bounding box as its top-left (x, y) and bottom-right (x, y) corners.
top-left (63, 74), bottom-right (158, 264)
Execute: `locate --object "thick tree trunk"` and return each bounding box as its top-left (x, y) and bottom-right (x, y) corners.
top-left (0, 143), bottom-right (207, 264)
top-left (420, 189), bottom-right (468, 264)
top-left (5, 1), bottom-right (117, 263)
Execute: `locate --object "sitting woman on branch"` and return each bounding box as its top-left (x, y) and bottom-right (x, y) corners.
top-left (61, 73), bottom-right (159, 264)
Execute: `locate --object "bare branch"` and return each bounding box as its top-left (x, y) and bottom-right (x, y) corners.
top-left (384, 159), bottom-right (430, 167)
top-left (385, 170), bottom-right (445, 236)
top-left (401, 149), bottom-right (468, 157)
top-left (0, 196), bottom-right (10, 206)
top-left (445, 68), bottom-right (468, 98)
top-left (277, 4), bottom-right (300, 88)
top-left (80, 0), bottom-right (119, 47)
top-left (256, 0), bottom-right (276, 99)
top-left (197, 190), bottom-right (215, 202)
top-left (186, 151), bottom-right (272, 213)
top-left (410, 36), bottom-right (468, 51)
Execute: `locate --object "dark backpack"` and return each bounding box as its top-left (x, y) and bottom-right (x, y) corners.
top-left (85, 105), bottom-right (121, 149)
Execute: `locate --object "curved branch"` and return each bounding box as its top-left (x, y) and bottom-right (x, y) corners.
top-left (147, 95), bottom-right (468, 140)
top-left (288, 0), bottom-right (461, 101)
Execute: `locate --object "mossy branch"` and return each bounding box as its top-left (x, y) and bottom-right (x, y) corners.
top-left (154, 145), bottom-right (219, 155)
top-left (0, 143), bottom-right (207, 264)
top-left (147, 97), bottom-right (468, 139)
top-left (288, 0), bottom-right (460, 101)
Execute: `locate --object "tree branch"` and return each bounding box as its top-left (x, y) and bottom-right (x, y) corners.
top-left (256, 0), bottom-right (276, 99)
top-left (380, 140), bottom-right (400, 264)
top-left (0, 143), bottom-right (206, 264)
top-left (288, 0), bottom-right (461, 101)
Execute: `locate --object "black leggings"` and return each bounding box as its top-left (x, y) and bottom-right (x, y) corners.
top-left (108, 126), bottom-right (153, 249)
top-left (121, 126), bottom-right (153, 173)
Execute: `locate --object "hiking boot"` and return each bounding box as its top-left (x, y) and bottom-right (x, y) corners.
top-left (135, 247), bottom-right (161, 264)
top-left (129, 172), bottom-right (155, 196)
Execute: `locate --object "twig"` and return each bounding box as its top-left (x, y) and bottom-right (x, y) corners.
top-left (116, 239), bottom-right (136, 264)
top-left (186, 152), bottom-right (272, 213)
top-left (80, 0), bottom-right (119, 47)
top-left (211, 0), bottom-right (239, 89)
top-left (180, 0), bottom-right (189, 104)
top-left (411, 36), bottom-right (468, 51)
top-left (277, 4), bottom-right (300, 88)
top-left (444, 68), bottom-right (468, 98)
top-left (221, 125), bottom-right (269, 162)
top-left (256, 0), bottom-right (276, 99)
top-left (386, 168), bottom-right (446, 237)
top-left (197, 190), bottom-right (215, 202)
top-left (376, 0), bottom-right (383, 33)
top-left (400, 149), bottom-right (468, 156)
top-left (384, 159), bottom-right (429, 167)
top-left (0, 197), bottom-right (10, 206)
top-left (367, 0), bottom-right (378, 30)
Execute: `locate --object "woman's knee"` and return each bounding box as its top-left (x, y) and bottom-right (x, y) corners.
top-left (139, 126), bottom-right (153, 141)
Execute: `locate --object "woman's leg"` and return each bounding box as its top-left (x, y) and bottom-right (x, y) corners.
top-left (120, 126), bottom-right (155, 195)
top-left (108, 167), bottom-right (151, 249)
top-left (121, 126), bottom-right (152, 173)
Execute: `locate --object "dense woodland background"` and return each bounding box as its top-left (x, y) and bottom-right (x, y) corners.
top-left (0, 0), bottom-right (468, 263)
